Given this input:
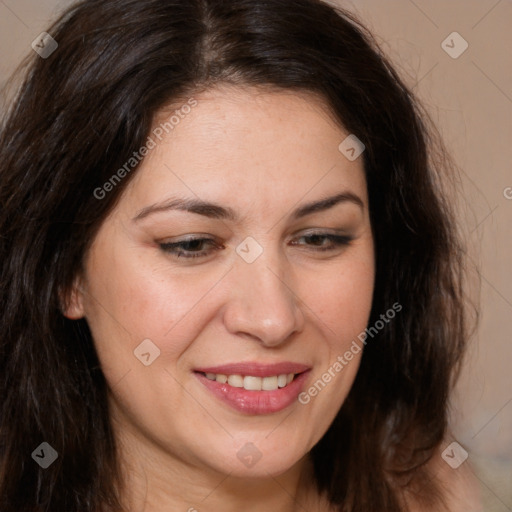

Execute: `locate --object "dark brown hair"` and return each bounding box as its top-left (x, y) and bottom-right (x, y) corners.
top-left (0, 0), bottom-right (467, 510)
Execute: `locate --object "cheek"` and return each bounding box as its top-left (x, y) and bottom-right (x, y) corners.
top-left (296, 257), bottom-right (373, 426)
top-left (305, 257), bottom-right (375, 344)
top-left (82, 244), bottom-right (229, 365)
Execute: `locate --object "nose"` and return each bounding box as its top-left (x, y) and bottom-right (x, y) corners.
top-left (222, 250), bottom-right (305, 347)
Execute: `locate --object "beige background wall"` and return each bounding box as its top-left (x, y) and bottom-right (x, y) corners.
top-left (1, 0), bottom-right (511, 509)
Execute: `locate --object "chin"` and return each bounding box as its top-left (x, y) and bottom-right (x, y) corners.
top-left (199, 435), bottom-right (310, 478)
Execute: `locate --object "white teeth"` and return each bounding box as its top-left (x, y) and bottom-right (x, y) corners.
top-left (262, 376), bottom-right (278, 391)
top-left (204, 372), bottom-right (296, 391)
top-left (277, 374), bottom-right (288, 388)
top-left (227, 374), bottom-right (244, 388)
top-left (243, 376), bottom-right (262, 391)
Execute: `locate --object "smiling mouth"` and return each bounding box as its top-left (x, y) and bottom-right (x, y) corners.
top-left (198, 372), bottom-right (299, 391)
top-left (194, 365), bottom-right (311, 414)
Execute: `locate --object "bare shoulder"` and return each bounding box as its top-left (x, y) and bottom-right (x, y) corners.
top-left (408, 447), bottom-right (483, 512)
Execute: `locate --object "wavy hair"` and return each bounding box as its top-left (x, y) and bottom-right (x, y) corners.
top-left (0, 0), bottom-right (467, 510)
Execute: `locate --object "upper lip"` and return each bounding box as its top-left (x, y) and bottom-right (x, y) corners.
top-left (194, 362), bottom-right (311, 378)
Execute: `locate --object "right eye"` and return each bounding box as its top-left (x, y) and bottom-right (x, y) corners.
top-left (159, 237), bottom-right (224, 260)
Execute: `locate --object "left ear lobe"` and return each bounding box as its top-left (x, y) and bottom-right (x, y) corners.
top-left (59, 277), bottom-right (86, 319)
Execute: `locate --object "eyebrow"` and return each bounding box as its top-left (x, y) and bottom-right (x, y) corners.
top-left (132, 191), bottom-right (364, 222)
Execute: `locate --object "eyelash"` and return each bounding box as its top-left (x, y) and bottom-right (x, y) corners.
top-left (159, 233), bottom-right (353, 260)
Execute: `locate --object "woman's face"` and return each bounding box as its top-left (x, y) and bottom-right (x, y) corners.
top-left (67, 86), bottom-right (375, 479)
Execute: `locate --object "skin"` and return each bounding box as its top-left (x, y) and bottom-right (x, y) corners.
top-left (65, 86), bottom-right (375, 511)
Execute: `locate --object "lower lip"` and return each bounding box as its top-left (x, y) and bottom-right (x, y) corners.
top-left (194, 371), bottom-right (310, 415)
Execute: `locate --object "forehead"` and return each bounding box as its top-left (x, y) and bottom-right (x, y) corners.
top-left (122, 86), bottom-right (368, 217)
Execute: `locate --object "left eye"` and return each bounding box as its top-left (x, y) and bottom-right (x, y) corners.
top-left (290, 233), bottom-right (353, 251)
